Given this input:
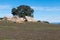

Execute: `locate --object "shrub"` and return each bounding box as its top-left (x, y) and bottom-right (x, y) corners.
top-left (43, 21), bottom-right (49, 24)
top-left (37, 20), bottom-right (41, 22)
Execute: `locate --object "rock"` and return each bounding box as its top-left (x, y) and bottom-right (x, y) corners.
top-left (16, 18), bottom-right (25, 23)
top-left (3, 16), bottom-right (8, 20)
top-left (2, 16), bottom-right (37, 23)
top-left (8, 16), bottom-right (25, 23)
top-left (25, 16), bottom-right (36, 22)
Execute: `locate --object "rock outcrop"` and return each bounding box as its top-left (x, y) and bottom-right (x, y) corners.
top-left (2, 16), bottom-right (36, 23)
top-left (25, 16), bottom-right (36, 22)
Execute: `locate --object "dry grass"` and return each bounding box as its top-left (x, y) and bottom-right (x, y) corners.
top-left (0, 20), bottom-right (60, 40)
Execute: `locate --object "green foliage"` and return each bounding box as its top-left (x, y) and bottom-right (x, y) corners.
top-left (11, 5), bottom-right (34, 18)
top-left (43, 21), bottom-right (49, 24)
top-left (0, 18), bottom-right (3, 20)
top-left (12, 8), bottom-right (18, 15)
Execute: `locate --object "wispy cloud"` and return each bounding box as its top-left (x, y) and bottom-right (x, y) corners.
top-left (0, 5), bottom-right (12, 9)
top-left (31, 6), bottom-right (60, 11)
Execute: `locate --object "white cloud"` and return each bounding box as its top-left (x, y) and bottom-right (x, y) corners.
top-left (0, 5), bottom-right (12, 9)
top-left (31, 6), bottom-right (60, 11)
top-left (46, 17), bottom-right (60, 23)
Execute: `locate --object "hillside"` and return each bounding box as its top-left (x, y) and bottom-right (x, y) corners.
top-left (0, 21), bottom-right (60, 40)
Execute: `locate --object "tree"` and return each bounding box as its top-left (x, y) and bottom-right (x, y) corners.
top-left (11, 5), bottom-right (34, 18)
top-left (12, 8), bottom-right (18, 15)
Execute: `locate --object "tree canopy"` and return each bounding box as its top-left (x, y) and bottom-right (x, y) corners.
top-left (11, 5), bottom-right (34, 18)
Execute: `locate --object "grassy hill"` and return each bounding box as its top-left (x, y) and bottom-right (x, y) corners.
top-left (0, 20), bottom-right (60, 40)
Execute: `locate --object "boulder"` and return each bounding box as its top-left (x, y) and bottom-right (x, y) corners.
top-left (9, 16), bottom-right (25, 23)
top-left (3, 16), bottom-right (8, 20)
top-left (2, 16), bottom-right (37, 23)
top-left (25, 16), bottom-right (36, 22)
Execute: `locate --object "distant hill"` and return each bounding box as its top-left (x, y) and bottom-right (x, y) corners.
top-left (51, 22), bottom-right (60, 24)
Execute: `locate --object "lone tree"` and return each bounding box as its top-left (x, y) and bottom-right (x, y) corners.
top-left (11, 5), bottom-right (34, 18)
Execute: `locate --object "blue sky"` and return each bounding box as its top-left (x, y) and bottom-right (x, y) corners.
top-left (0, 0), bottom-right (60, 22)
